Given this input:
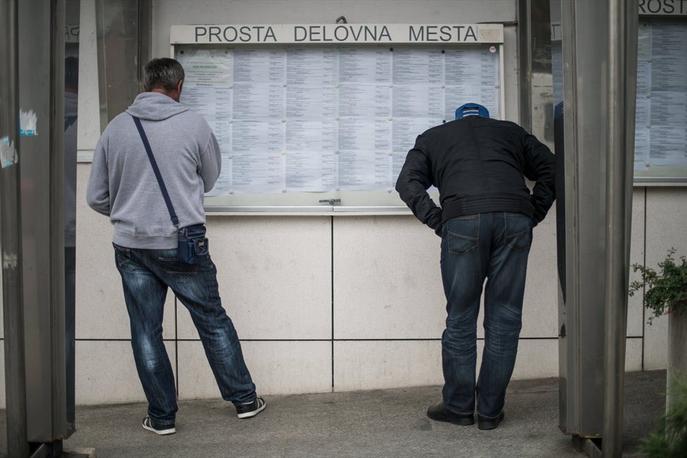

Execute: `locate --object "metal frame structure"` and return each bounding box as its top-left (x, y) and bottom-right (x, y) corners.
top-left (556, 1), bottom-right (637, 456)
top-left (1, 0), bottom-right (29, 454)
top-left (1, 0), bottom-right (77, 456)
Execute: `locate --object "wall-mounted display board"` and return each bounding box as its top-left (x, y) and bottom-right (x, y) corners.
top-left (551, 3), bottom-right (687, 185)
top-left (634, 14), bottom-right (687, 184)
top-left (170, 24), bottom-right (505, 212)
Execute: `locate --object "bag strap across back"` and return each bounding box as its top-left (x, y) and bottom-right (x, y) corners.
top-left (131, 115), bottom-right (180, 228)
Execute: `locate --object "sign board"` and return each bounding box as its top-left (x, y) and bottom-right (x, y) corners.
top-left (170, 23), bottom-right (505, 210)
top-left (551, 14), bottom-right (687, 185)
top-left (171, 23), bottom-right (504, 45)
top-left (639, 0), bottom-right (687, 16)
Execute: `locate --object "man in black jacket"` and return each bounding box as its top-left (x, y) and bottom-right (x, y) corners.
top-left (395, 103), bottom-right (555, 430)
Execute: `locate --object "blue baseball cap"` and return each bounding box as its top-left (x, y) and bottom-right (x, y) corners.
top-left (455, 103), bottom-right (490, 119)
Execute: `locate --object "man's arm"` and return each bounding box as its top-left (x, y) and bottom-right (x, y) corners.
top-left (199, 132), bottom-right (221, 193)
top-left (395, 135), bottom-right (443, 234)
top-left (522, 131), bottom-right (556, 224)
top-left (86, 135), bottom-right (111, 216)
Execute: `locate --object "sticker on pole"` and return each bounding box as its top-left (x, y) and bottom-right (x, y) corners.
top-left (19, 109), bottom-right (38, 136)
top-left (1, 136), bottom-right (18, 168)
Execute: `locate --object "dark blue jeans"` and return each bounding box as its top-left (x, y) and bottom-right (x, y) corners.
top-left (440, 212), bottom-right (533, 418)
top-left (114, 244), bottom-right (256, 428)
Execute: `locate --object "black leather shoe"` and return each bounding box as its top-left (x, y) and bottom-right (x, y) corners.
top-left (477, 411), bottom-right (505, 430)
top-left (426, 402), bottom-right (474, 425)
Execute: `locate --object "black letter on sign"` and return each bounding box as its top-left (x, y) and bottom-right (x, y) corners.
top-left (638, 0), bottom-right (647, 13)
top-left (195, 26), bottom-right (207, 42)
top-left (647, 0), bottom-right (662, 13)
top-left (209, 26), bottom-right (221, 42)
top-left (464, 26), bottom-right (477, 42)
top-left (240, 26), bottom-right (251, 42)
top-left (409, 25), bottom-right (423, 41)
top-left (294, 26), bottom-right (307, 42)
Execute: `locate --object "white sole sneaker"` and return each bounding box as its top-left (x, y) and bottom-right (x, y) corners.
top-left (237, 398), bottom-right (267, 419)
top-left (142, 417), bottom-right (176, 435)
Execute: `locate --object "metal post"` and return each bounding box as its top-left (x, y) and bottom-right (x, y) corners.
top-left (560, 0), bottom-right (610, 440)
top-left (518, 0), bottom-right (553, 142)
top-left (518, 0), bottom-right (533, 132)
top-left (1, 0), bottom-right (30, 455)
top-left (602, 1), bottom-right (637, 456)
top-left (17, 0), bottom-right (68, 443)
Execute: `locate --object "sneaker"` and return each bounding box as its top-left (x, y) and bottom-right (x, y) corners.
top-left (141, 416), bottom-right (176, 435)
top-left (236, 397), bottom-right (267, 419)
top-left (426, 402), bottom-right (475, 426)
top-left (477, 411), bottom-right (505, 430)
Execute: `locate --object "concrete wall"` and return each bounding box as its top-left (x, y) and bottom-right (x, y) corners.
top-left (0, 0), bottom-right (684, 409)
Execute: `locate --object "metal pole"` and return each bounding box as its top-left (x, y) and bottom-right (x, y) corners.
top-left (518, 0), bottom-right (533, 133)
top-left (1, 0), bottom-right (30, 455)
top-left (602, 0), bottom-right (637, 456)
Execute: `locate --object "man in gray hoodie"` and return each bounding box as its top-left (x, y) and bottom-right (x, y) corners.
top-left (87, 58), bottom-right (265, 435)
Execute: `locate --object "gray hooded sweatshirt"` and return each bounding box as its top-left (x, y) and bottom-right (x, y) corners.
top-left (86, 92), bottom-right (221, 249)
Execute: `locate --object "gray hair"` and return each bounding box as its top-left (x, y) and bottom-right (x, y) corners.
top-left (143, 58), bottom-right (185, 92)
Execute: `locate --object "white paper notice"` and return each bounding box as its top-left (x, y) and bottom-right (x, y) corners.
top-left (287, 48), bottom-right (338, 85)
top-left (286, 150), bottom-right (338, 192)
top-left (392, 118), bottom-right (440, 179)
top-left (230, 121), bottom-right (285, 193)
top-left (233, 83), bottom-right (285, 119)
top-left (230, 153), bottom-right (285, 193)
top-left (650, 24), bottom-right (687, 92)
top-left (339, 118), bottom-right (391, 152)
top-left (339, 118), bottom-right (392, 190)
top-left (233, 49), bottom-right (286, 83)
top-left (634, 96), bottom-right (651, 170)
top-left (339, 84), bottom-right (392, 118)
top-left (232, 120), bottom-right (285, 153)
top-left (444, 48), bottom-right (499, 118)
top-left (445, 85), bottom-right (498, 121)
top-left (392, 48), bottom-right (444, 84)
top-left (206, 153), bottom-right (233, 196)
top-left (286, 120), bottom-right (338, 191)
top-left (287, 85), bottom-right (338, 120)
top-left (286, 120), bottom-right (338, 151)
top-left (338, 150), bottom-right (393, 190)
top-left (177, 48), bottom-right (233, 150)
top-left (339, 48), bottom-right (392, 84)
top-left (649, 91), bottom-right (687, 165)
top-left (393, 85), bottom-right (444, 118)
top-left (177, 48), bottom-right (233, 87)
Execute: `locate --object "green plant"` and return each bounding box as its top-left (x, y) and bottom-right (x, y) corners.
top-left (640, 375), bottom-right (687, 457)
top-left (630, 249), bottom-right (687, 324)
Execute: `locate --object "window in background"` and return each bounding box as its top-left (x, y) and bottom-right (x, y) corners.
top-left (95, 0), bottom-right (151, 128)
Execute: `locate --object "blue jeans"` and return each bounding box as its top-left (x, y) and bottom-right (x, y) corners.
top-left (114, 244), bottom-right (256, 428)
top-left (440, 212), bottom-right (533, 418)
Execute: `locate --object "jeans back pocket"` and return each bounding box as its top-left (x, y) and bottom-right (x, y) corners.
top-left (444, 215), bottom-right (480, 254)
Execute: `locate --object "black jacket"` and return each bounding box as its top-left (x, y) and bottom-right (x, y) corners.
top-left (395, 116), bottom-right (555, 234)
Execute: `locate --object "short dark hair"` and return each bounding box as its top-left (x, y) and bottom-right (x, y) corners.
top-left (143, 58), bottom-right (185, 92)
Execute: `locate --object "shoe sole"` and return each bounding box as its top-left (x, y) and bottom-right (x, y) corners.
top-left (446, 417), bottom-right (475, 426)
top-left (478, 422), bottom-right (500, 430)
top-left (142, 422), bottom-right (176, 435)
top-left (237, 401), bottom-right (267, 419)
top-left (427, 413), bottom-right (474, 426)
top-left (477, 415), bottom-right (504, 430)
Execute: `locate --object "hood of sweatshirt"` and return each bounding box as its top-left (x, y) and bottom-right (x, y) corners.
top-left (125, 92), bottom-right (189, 121)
